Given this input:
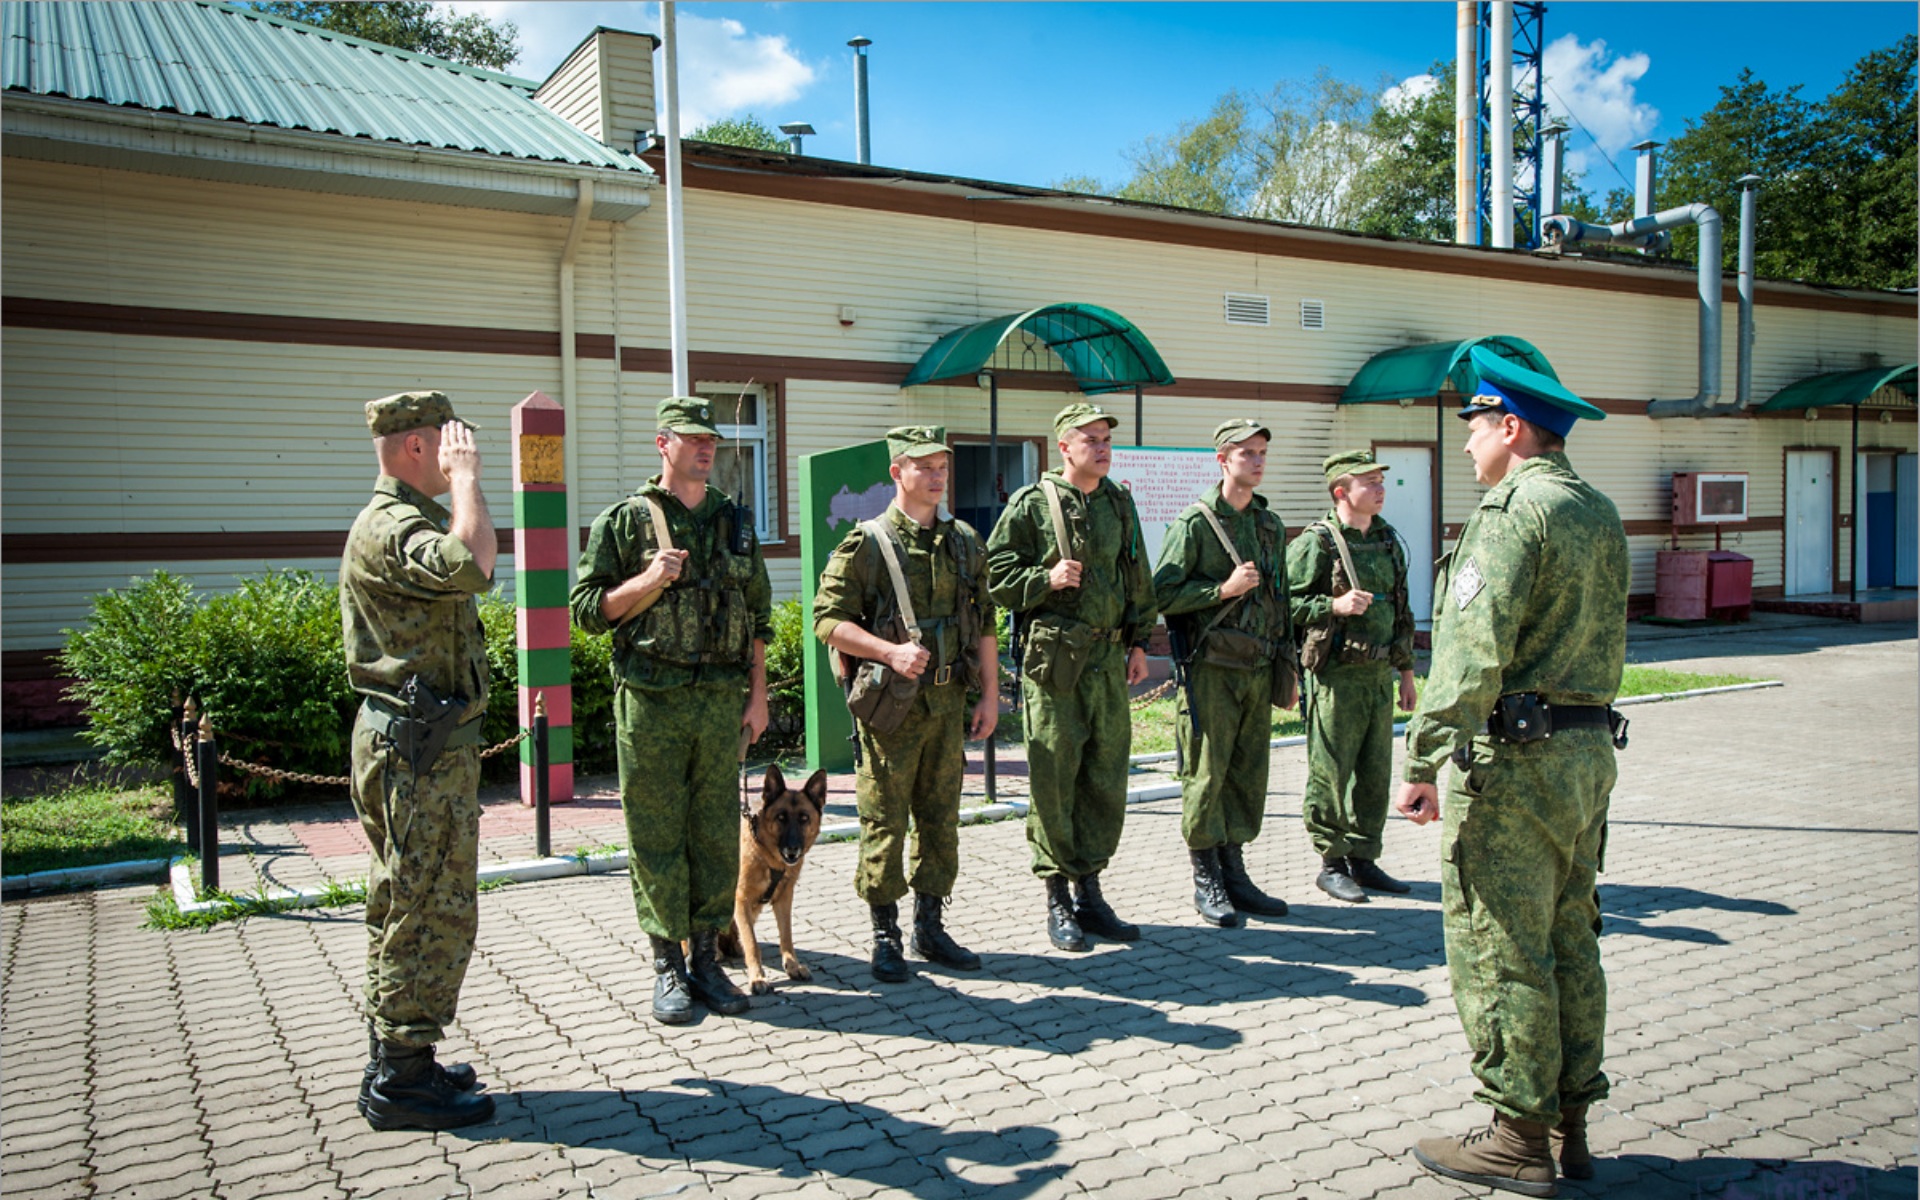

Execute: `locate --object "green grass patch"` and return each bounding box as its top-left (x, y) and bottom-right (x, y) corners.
top-left (3, 783), bottom-right (183, 877)
top-left (1619, 665), bottom-right (1759, 694)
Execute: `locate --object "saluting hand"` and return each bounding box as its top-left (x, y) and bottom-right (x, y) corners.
top-left (438, 419), bottom-right (482, 481)
top-left (1219, 561), bottom-right (1261, 600)
top-left (1048, 558), bottom-right (1084, 590)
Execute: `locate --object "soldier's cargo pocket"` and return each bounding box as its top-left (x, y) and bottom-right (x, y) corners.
top-left (1024, 621), bottom-right (1090, 693)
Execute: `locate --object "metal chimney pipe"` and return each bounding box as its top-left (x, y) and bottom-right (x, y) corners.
top-left (1540, 123), bottom-right (1568, 218)
top-left (1489, 3), bottom-right (1514, 249)
top-left (849, 37), bottom-right (872, 165)
top-left (1455, 1), bottom-right (1479, 245)
top-left (1633, 140), bottom-right (1659, 219)
top-left (1736, 174), bottom-right (1762, 409)
top-left (661, 1), bottom-right (689, 397)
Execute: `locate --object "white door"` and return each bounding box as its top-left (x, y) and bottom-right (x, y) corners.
top-left (1374, 445), bottom-right (1435, 624)
top-left (1785, 450), bottom-right (1834, 596)
top-left (1898, 453), bottom-right (1917, 587)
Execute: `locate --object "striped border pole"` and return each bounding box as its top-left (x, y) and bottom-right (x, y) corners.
top-left (511, 391), bottom-right (574, 805)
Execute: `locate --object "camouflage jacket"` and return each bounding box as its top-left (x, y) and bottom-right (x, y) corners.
top-left (1153, 483), bottom-right (1291, 651)
top-left (986, 471), bottom-right (1158, 648)
top-left (813, 503), bottom-right (996, 677)
top-left (1285, 513), bottom-right (1415, 670)
top-left (339, 476), bottom-right (492, 722)
top-left (571, 477), bottom-right (773, 690)
top-left (1403, 452), bottom-right (1629, 785)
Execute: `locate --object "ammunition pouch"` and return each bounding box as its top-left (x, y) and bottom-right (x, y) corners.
top-left (1022, 617), bottom-right (1116, 694)
top-left (364, 676), bottom-right (478, 776)
top-left (845, 658), bottom-right (920, 735)
top-left (1336, 637), bottom-right (1393, 665)
top-left (1271, 653), bottom-right (1298, 710)
top-left (1197, 628), bottom-right (1269, 671)
top-left (1299, 624), bottom-right (1343, 675)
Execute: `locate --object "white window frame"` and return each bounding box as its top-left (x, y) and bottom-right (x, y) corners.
top-left (696, 383), bottom-right (775, 541)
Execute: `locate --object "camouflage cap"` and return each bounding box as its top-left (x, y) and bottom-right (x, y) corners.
top-left (1323, 449), bottom-right (1390, 484)
top-left (886, 425), bottom-right (950, 460)
top-left (1213, 418), bottom-right (1271, 450)
top-left (365, 391), bottom-right (472, 437)
top-left (657, 396), bottom-right (720, 436)
top-left (1053, 401), bottom-right (1119, 439)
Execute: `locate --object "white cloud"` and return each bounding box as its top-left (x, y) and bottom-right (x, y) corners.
top-left (1382, 72), bottom-right (1440, 113)
top-left (445, 2), bottom-right (816, 131)
top-left (1541, 34), bottom-right (1658, 179)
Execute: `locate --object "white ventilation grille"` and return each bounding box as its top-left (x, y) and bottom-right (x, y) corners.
top-left (1224, 292), bottom-right (1270, 326)
top-left (1299, 299), bottom-right (1326, 330)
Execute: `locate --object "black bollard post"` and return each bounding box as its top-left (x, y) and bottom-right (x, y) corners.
top-left (196, 714), bottom-right (219, 895)
top-left (175, 695), bottom-right (198, 854)
top-left (533, 693), bottom-right (551, 859)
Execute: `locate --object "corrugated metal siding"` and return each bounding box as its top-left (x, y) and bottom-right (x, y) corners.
top-left (2, 0), bottom-right (643, 171)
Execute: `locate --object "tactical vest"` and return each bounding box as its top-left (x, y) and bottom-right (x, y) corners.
top-left (620, 497), bottom-right (758, 669)
top-left (861, 519), bottom-right (989, 692)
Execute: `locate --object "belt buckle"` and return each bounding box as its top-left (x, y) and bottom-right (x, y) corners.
top-left (934, 664), bottom-right (953, 686)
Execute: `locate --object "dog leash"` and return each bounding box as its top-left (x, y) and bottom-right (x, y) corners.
top-left (737, 725), bottom-right (753, 819)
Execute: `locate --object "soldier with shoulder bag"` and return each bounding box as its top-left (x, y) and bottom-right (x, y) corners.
top-left (1153, 419), bottom-right (1296, 931)
top-left (815, 426), bottom-right (999, 982)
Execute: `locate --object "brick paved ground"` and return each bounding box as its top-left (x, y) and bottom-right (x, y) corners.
top-left (4, 621), bottom-right (1914, 1199)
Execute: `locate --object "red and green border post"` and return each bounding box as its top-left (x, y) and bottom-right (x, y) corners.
top-left (511, 391), bottom-right (574, 804)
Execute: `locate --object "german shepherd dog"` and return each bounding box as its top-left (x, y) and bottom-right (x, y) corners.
top-left (718, 763), bottom-right (829, 993)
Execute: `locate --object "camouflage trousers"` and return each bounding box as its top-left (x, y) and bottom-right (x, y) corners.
top-left (854, 675), bottom-right (969, 905)
top-left (1176, 662), bottom-right (1271, 849)
top-left (1021, 640), bottom-right (1130, 880)
top-left (616, 681), bottom-right (746, 941)
top-left (1443, 732), bottom-right (1615, 1126)
top-left (1301, 661), bottom-right (1395, 860)
top-left (349, 710), bottom-right (481, 1049)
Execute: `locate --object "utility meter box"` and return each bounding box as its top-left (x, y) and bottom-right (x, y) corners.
top-left (1673, 472), bottom-right (1749, 525)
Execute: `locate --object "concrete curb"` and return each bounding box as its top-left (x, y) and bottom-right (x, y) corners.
top-left (6, 681), bottom-right (1782, 905)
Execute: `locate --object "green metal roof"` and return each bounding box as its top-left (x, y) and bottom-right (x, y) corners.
top-left (1755, 364), bottom-right (1917, 411)
top-left (1, 1), bottom-right (645, 172)
top-left (902, 304), bottom-right (1175, 395)
top-left (1340, 335), bottom-right (1560, 404)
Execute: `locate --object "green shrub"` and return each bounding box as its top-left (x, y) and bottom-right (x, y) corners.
top-left (59, 571), bottom-right (200, 766)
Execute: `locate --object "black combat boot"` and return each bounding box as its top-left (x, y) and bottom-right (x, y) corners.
top-left (1073, 873), bottom-right (1141, 941)
top-left (1218, 843), bottom-right (1290, 917)
top-left (870, 901), bottom-right (911, 981)
top-left (361, 1020), bottom-right (477, 1116)
top-left (910, 893), bottom-right (980, 970)
top-left (363, 1043), bottom-right (496, 1132)
top-left (1190, 848), bottom-right (1241, 927)
top-left (649, 936), bottom-right (695, 1025)
top-left (1315, 855), bottom-right (1368, 903)
top-left (687, 929), bottom-right (751, 1015)
top-left (1044, 876), bottom-right (1087, 952)
top-left (1347, 857), bottom-right (1412, 894)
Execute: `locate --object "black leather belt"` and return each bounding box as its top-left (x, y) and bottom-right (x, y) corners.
top-left (1485, 694), bottom-right (1628, 749)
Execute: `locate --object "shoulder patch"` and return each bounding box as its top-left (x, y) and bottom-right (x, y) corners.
top-left (1452, 556), bottom-right (1485, 610)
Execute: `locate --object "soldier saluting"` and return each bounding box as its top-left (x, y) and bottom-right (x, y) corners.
top-left (1398, 348), bottom-right (1628, 1195)
top-left (814, 426), bottom-right (999, 982)
top-left (1152, 418), bottom-right (1295, 928)
top-left (988, 402), bottom-right (1158, 952)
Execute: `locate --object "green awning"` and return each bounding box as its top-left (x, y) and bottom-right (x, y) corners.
top-left (1340, 335), bottom-right (1560, 404)
top-left (1755, 364), bottom-right (1917, 412)
top-left (902, 303), bottom-right (1174, 395)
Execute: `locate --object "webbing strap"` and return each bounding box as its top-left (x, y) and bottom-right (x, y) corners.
top-left (1193, 503), bottom-right (1244, 566)
top-left (1315, 520), bottom-right (1361, 593)
top-left (1041, 478), bottom-right (1073, 564)
top-left (645, 496), bottom-right (674, 553)
top-left (861, 518), bottom-right (923, 644)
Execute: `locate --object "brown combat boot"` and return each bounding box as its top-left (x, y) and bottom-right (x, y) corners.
top-left (1553, 1104), bottom-right (1593, 1180)
top-left (1413, 1112), bottom-right (1558, 1198)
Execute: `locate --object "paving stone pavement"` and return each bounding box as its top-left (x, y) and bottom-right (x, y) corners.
top-left (5, 622), bottom-right (1915, 1199)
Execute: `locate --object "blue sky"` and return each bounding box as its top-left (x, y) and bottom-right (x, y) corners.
top-left (453, 2), bottom-right (1916, 199)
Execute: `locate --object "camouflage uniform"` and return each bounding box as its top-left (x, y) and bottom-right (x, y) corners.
top-left (341, 476), bottom-right (492, 1050)
top-left (571, 477), bottom-right (772, 942)
top-left (988, 469), bottom-right (1157, 881)
top-left (1287, 514), bottom-right (1415, 861)
top-left (1153, 482), bottom-right (1291, 850)
top-left (1405, 451), bottom-right (1629, 1126)
top-left (814, 504), bottom-right (995, 905)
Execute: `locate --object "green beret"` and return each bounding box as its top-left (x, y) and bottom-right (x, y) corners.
top-left (1323, 449), bottom-right (1389, 485)
top-left (657, 396), bottom-right (720, 436)
top-left (1213, 418), bottom-right (1270, 450)
top-left (886, 425), bottom-right (950, 460)
top-left (1054, 401), bottom-right (1119, 439)
top-left (365, 391), bottom-right (473, 437)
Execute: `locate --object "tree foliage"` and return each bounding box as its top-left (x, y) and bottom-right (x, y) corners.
top-left (1658, 34), bottom-right (1916, 290)
top-left (248, 2), bottom-right (520, 71)
top-left (689, 114), bottom-right (789, 153)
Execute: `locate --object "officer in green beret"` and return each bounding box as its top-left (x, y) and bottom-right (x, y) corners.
top-left (988, 402), bottom-right (1158, 952)
top-left (1398, 347), bottom-right (1627, 1193)
top-left (1285, 448), bottom-right (1418, 903)
top-left (814, 426), bottom-right (1000, 982)
top-left (341, 391), bottom-right (496, 1129)
top-left (571, 396), bottom-right (773, 1024)
top-left (1154, 419), bottom-right (1295, 929)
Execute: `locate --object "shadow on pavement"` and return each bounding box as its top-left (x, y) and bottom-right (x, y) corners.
top-left (1598, 883), bottom-right (1796, 946)
top-left (452, 1080), bottom-right (1070, 1198)
top-left (1572, 1154), bottom-right (1916, 1200)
